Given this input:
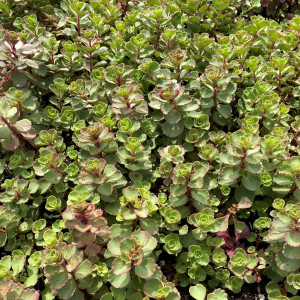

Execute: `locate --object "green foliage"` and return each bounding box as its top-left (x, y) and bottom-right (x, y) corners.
top-left (0, 0), bottom-right (300, 299)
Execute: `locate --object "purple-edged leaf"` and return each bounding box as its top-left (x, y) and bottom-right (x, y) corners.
top-left (107, 237), bottom-right (123, 256)
top-left (109, 271), bottom-right (130, 288)
top-left (50, 271), bottom-right (69, 290)
top-left (20, 289), bottom-right (40, 300)
top-left (170, 184), bottom-right (187, 197)
top-left (21, 44), bottom-right (37, 54)
top-left (112, 258), bottom-right (132, 276)
top-left (89, 219), bottom-right (107, 231)
top-left (276, 252), bottom-right (300, 272)
top-left (68, 288), bottom-right (84, 300)
top-left (14, 119), bottom-right (32, 132)
top-left (285, 231), bottom-right (300, 247)
top-left (237, 197), bottom-right (252, 209)
top-left (73, 222), bottom-right (93, 233)
top-left (131, 231), bottom-right (149, 247)
top-left (44, 265), bottom-right (62, 277)
top-left (62, 209), bottom-right (75, 221)
top-left (132, 249), bottom-right (144, 266)
top-left (120, 238), bottom-right (135, 254)
top-left (283, 244), bottom-right (300, 260)
top-left (8, 282), bottom-right (24, 297)
top-left (75, 260), bottom-right (93, 279)
top-left (56, 279), bottom-right (76, 299)
top-left (78, 174), bottom-right (94, 185)
top-left (93, 174), bottom-right (106, 185)
top-left (2, 135), bottom-right (19, 151)
top-left (134, 204), bottom-right (149, 218)
top-left (121, 207), bottom-right (136, 220)
top-left (142, 235), bottom-right (157, 256)
top-left (272, 215), bottom-right (292, 232)
top-left (66, 255), bottom-right (82, 273)
top-left (77, 232), bottom-right (95, 244)
top-left (85, 244), bottom-right (100, 256)
top-left (94, 226), bottom-right (111, 238)
top-left (235, 225), bottom-right (250, 241)
top-left (0, 279), bottom-right (13, 295)
top-left (21, 129), bottom-right (36, 139)
top-left (134, 257), bottom-right (156, 278)
top-left (265, 229), bottom-right (285, 242)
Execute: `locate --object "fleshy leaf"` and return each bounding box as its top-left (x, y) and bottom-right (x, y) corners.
top-left (189, 284), bottom-right (206, 300)
top-left (134, 257), bottom-right (156, 278)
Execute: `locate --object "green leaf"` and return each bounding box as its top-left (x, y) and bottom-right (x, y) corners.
top-left (110, 224), bottom-right (132, 238)
top-left (207, 289), bottom-right (228, 300)
top-left (12, 71), bottom-right (27, 87)
top-left (283, 244), bottom-right (300, 260)
top-left (101, 293), bottom-right (113, 300)
top-left (134, 257), bottom-right (156, 278)
top-left (0, 126), bottom-right (10, 139)
top-left (112, 258), bottom-right (131, 276)
top-left (122, 207), bottom-right (136, 220)
top-left (144, 279), bottom-right (163, 297)
top-left (170, 184), bottom-right (187, 197)
top-left (109, 271), bottom-right (130, 288)
top-left (74, 260), bottom-right (93, 279)
top-left (191, 189), bottom-right (209, 204)
top-left (50, 271), bottom-right (69, 290)
top-left (97, 183), bottom-right (113, 196)
top-left (11, 254), bottom-right (25, 276)
top-left (189, 284), bottom-right (206, 300)
top-left (162, 121), bottom-right (184, 138)
top-left (2, 135), bottom-right (19, 151)
top-left (165, 111), bottom-right (181, 124)
top-left (285, 231), bottom-right (300, 247)
top-left (0, 232), bottom-right (7, 247)
top-left (56, 279), bottom-right (76, 299)
top-left (242, 173), bottom-right (261, 191)
top-left (142, 235), bottom-right (157, 256)
top-left (140, 219), bottom-right (159, 235)
top-left (276, 252), bottom-right (300, 272)
top-left (14, 119), bottom-right (32, 132)
top-left (123, 186), bottom-right (139, 199)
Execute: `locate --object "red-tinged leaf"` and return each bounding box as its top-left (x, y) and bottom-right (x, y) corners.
top-left (285, 231), bottom-right (300, 247)
top-left (14, 119), bottom-right (32, 132)
top-left (20, 289), bottom-right (40, 300)
top-left (109, 271), bottom-right (130, 289)
top-left (85, 244), bottom-right (100, 256)
top-left (134, 257), bottom-right (156, 279)
top-left (75, 260), bottom-right (93, 279)
top-left (2, 134), bottom-right (19, 151)
top-left (112, 257), bottom-right (132, 276)
top-left (235, 225), bottom-right (250, 241)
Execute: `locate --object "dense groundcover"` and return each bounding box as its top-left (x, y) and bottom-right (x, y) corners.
top-left (0, 0), bottom-right (300, 299)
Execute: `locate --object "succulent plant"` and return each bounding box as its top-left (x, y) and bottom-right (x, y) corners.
top-left (1, 1), bottom-right (300, 299)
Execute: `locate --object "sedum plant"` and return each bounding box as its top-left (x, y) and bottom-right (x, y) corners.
top-left (0, 0), bottom-right (300, 299)
top-left (106, 230), bottom-right (157, 288)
